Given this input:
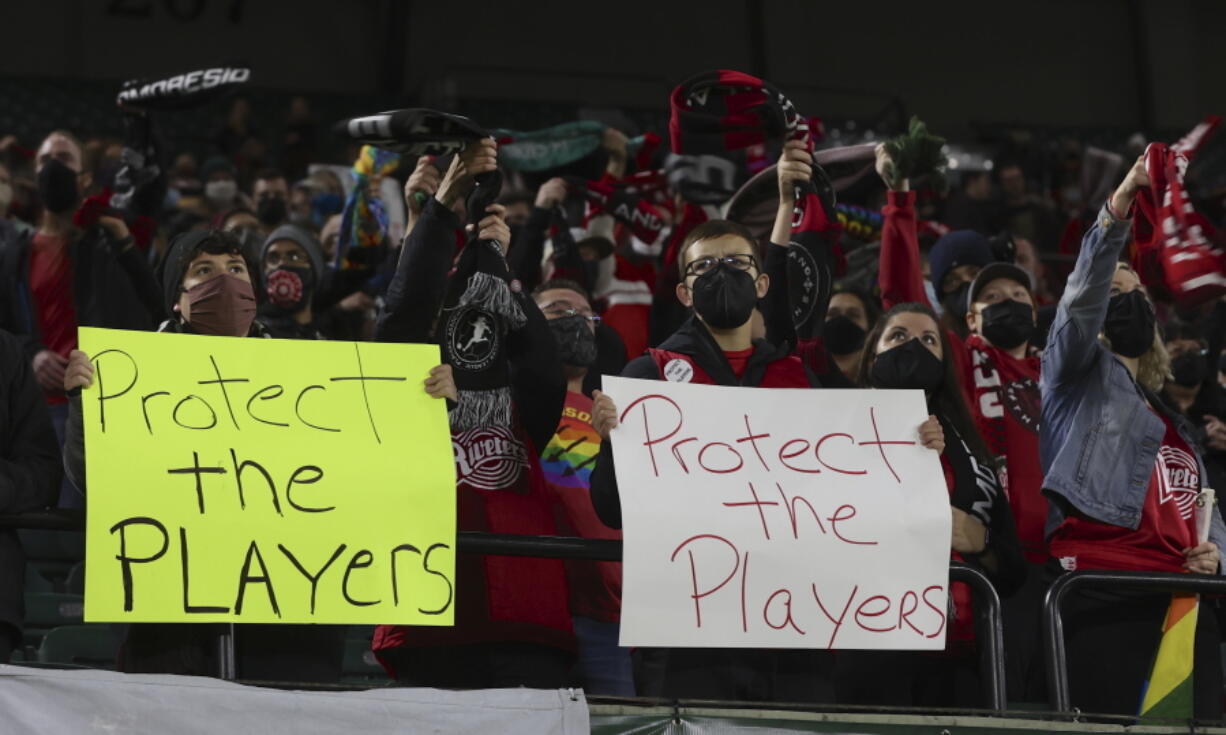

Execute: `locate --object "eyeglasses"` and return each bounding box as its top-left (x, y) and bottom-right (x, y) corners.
top-left (541, 304), bottom-right (601, 324)
top-left (684, 254), bottom-right (759, 278)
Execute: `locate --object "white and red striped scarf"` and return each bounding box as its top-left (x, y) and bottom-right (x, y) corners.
top-left (1135, 116), bottom-right (1225, 306)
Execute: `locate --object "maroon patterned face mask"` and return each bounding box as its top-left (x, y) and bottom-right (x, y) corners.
top-left (184, 273), bottom-right (257, 337)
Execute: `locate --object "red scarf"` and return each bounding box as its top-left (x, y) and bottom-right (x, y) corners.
top-left (1134, 116), bottom-right (1225, 306)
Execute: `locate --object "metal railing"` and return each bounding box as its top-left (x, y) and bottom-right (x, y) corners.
top-left (1043, 569), bottom-right (1226, 712)
top-left (0, 511), bottom-right (1006, 711)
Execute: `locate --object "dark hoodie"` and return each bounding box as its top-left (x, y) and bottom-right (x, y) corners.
top-left (589, 315), bottom-right (822, 529)
top-left (257, 224), bottom-right (328, 340)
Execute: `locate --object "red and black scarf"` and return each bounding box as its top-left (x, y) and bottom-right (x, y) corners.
top-left (669, 70), bottom-right (841, 336)
top-left (1134, 116), bottom-right (1225, 306)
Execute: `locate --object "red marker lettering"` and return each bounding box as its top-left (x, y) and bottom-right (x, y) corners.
top-left (735, 414), bottom-right (772, 472)
top-left (814, 432), bottom-right (866, 475)
top-left (670, 535), bottom-right (740, 629)
top-left (827, 504), bottom-right (877, 546)
top-left (858, 405), bottom-right (916, 483)
top-left (812, 584), bottom-right (858, 649)
top-left (619, 394), bottom-right (685, 477)
top-left (763, 589), bottom-right (806, 635)
top-left (777, 439), bottom-right (821, 474)
top-left (897, 590), bottom-right (922, 635)
top-left (854, 595), bottom-right (895, 633)
top-left (922, 585), bottom-right (947, 639)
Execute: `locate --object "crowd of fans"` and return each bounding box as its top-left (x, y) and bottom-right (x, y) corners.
top-left (0, 69), bottom-right (1225, 720)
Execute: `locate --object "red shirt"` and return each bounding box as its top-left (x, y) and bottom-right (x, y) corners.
top-left (724, 347), bottom-right (754, 379)
top-left (1051, 411), bottom-right (1199, 573)
top-left (30, 233), bottom-right (77, 404)
top-left (540, 391), bottom-right (622, 622)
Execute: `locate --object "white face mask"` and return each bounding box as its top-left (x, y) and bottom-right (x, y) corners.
top-left (0, 182), bottom-right (11, 213)
top-left (205, 179), bottom-right (238, 204)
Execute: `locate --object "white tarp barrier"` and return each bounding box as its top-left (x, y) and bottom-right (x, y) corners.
top-left (0, 665), bottom-right (589, 734)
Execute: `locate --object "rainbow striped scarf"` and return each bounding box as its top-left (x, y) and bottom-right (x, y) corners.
top-left (335, 145), bottom-right (400, 271)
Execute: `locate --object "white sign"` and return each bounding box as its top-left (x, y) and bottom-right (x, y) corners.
top-left (605, 377), bottom-right (952, 650)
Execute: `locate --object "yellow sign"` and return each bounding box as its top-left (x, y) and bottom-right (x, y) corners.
top-left (80, 327), bottom-right (456, 625)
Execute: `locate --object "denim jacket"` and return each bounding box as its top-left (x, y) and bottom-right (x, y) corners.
top-left (1040, 204), bottom-right (1226, 562)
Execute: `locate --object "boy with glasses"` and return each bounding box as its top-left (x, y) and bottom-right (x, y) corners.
top-left (586, 219), bottom-right (828, 701)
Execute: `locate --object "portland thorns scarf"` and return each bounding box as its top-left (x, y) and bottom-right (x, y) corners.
top-left (567, 172), bottom-right (672, 255)
top-left (1135, 116), bottom-right (1225, 306)
top-left (436, 169), bottom-right (532, 432)
top-left (669, 70), bottom-right (840, 338)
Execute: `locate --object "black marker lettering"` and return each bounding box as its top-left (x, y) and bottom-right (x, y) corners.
top-left (180, 527), bottom-right (229, 613)
top-left (342, 549), bottom-right (380, 606)
top-left (234, 540), bottom-right (280, 617)
top-left (110, 517), bottom-right (168, 612)
top-left (285, 465), bottom-right (332, 513)
top-left (166, 451), bottom-right (226, 514)
top-left (198, 355), bottom-right (249, 430)
top-left (279, 543), bottom-right (346, 615)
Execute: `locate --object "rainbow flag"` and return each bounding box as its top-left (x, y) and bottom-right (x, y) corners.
top-left (1139, 594), bottom-right (1198, 719)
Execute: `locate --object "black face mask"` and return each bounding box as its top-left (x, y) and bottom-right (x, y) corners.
top-left (871, 338), bottom-right (946, 393)
top-left (1104, 290), bottom-right (1155, 358)
top-left (824, 315), bottom-right (866, 356)
top-left (690, 263), bottom-right (758, 329)
top-left (263, 265), bottom-right (315, 316)
top-left (37, 158), bottom-right (80, 214)
top-left (943, 282), bottom-right (971, 321)
top-left (547, 314), bottom-right (597, 368)
top-left (257, 196), bottom-right (288, 227)
top-left (980, 298), bottom-right (1035, 350)
top-left (1171, 352), bottom-right (1208, 388)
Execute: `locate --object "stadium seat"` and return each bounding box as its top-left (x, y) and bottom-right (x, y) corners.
top-left (24, 593), bottom-right (84, 630)
top-left (23, 566), bottom-right (54, 595)
top-left (340, 637), bottom-right (389, 687)
top-left (19, 530), bottom-right (85, 592)
top-left (64, 561), bottom-right (85, 596)
top-left (37, 625), bottom-right (115, 669)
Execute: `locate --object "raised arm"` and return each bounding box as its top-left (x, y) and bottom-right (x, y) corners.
top-left (103, 220), bottom-right (166, 326)
top-left (875, 146), bottom-right (930, 311)
top-left (1041, 156), bottom-right (1147, 386)
top-left (507, 178), bottom-right (566, 294)
top-left (377, 141), bottom-right (498, 343)
top-left (763, 141), bottom-right (836, 344)
top-left (375, 197), bottom-right (459, 343)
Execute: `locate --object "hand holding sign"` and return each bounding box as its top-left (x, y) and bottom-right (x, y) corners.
top-left (591, 389), bottom-right (618, 440)
top-left (81, 328), bottom-right (457, 625)
top-left (604, 376), bottom-right (952, 650)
